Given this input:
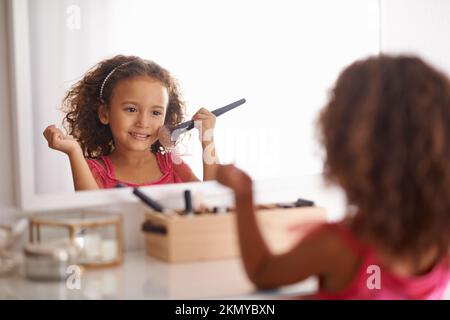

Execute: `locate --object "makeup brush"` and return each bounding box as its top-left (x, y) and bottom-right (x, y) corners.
top-left (183, 190), bottom-right (193, 215)
top-left (157, 98), bottom-right (246, 149)
top-left (133, 188), bottom-right (165, 213)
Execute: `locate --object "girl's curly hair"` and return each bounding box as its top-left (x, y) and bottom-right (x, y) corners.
top-left (62, 55), bottom-right (186, 157)
top-left (318, 55), bottom-right (450, 261)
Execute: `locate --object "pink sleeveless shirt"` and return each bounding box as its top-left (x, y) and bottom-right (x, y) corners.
top-left (314, 223), bottom-right (450, 300)
top-left (86, 152), bottom-right (190, 188)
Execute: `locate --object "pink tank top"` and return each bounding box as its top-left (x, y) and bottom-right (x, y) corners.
top-left (86, 152), bottom-right (190, 189)
top-left (315, 223), bottom-right (450, 300)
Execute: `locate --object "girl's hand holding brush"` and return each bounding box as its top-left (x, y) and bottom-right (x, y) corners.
top-left (192, 107), bottom-right (217, 145)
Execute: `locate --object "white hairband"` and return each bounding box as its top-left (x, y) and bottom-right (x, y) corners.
top-left (99, 61), bottom-right (132, 101)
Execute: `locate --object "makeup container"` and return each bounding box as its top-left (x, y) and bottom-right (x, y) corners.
top-left (23, 243), bottom-right (78, 281)
top-left (140, 189), bottom-right (327, 262)
top-left (28, 211), bottom-right (123, 268)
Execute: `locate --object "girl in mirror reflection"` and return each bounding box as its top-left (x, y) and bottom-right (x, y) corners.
top-left (43, 55), bottom-right (219, 190)
top-left (217, 55), bottom-right (450, 299)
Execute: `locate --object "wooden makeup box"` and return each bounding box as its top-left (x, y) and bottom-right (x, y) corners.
top-left (142, 204), bottom-right (326, 263)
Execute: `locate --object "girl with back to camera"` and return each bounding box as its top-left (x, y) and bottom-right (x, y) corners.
top-left (217, 55), bottom-right (450, 299)
top-left (44, 55), bottom-right (219, 190)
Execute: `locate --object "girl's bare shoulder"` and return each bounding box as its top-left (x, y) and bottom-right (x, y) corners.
top-left (298, 220), bottom-right (363, 291)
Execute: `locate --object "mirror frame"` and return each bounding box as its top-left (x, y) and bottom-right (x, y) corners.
top-left (9, 0), bottom-right (36, 210)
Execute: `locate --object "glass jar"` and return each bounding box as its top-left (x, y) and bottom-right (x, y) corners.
top-left (23, 242), bottom-right (78, 281)
top-left (28, 211), bottom-right (123, 268)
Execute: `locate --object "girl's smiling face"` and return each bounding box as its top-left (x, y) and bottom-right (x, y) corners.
top-left (98, 75), bottom-right (169, 152)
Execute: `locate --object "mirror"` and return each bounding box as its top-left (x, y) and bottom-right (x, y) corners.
top-left (10, 0), bottom-right (380, 205)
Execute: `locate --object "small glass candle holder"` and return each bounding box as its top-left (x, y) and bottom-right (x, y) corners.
top-left (28, 211), bottom-right (123, 268)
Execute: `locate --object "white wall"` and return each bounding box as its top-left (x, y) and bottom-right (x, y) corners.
top-left (0, 0), bottom-right (16, 216)
top-left (381, 0), bottom-right (450, 76)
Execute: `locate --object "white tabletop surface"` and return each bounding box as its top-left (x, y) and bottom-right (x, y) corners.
top-left (0, 250), bottom-right (317, 300)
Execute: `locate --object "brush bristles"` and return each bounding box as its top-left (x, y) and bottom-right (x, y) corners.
top-left (157, 125), bottom-right (176, 150)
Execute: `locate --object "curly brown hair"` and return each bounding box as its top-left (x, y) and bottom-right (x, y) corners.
top-left (62, 55), bottom-right (186, 157)
top-left (318, 55), bottom-right (450, 261)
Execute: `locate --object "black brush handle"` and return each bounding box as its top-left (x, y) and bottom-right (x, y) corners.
top-left (133, 188), bottom-right (164, 212)
top-left (212, 98), bottom-right (246, 117)
top-left (184, 190), bottom-right (193, 214)
top-left (173, 98), bottom-right (246, 132)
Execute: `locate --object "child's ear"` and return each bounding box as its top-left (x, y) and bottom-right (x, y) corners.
top-left (98, 104), bottom-right (109, 125)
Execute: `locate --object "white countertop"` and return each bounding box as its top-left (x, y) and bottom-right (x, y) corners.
top-left (0, 250), bottom-right (317, 300)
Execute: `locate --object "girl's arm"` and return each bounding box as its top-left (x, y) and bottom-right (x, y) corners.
top-left (192, 108), bottom-right (219, 181)
top-left (67, 148), bottom-right (100, 190)
top-left (216, 165), bottom-right (338, 289)
top-left (201, 136), bottom-right (219, 181)
top-left (43, 125), bottom-right (99, 191)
